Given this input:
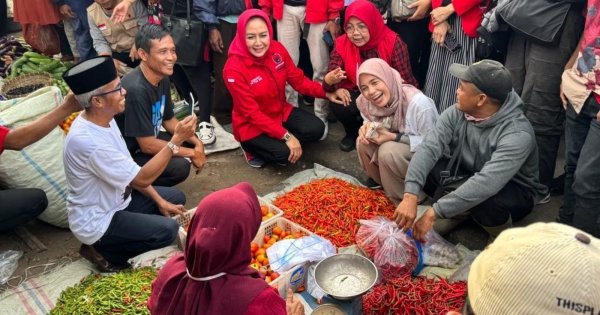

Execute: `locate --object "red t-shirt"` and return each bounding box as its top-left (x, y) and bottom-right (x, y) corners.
top-left (0, 126), bottom-right (9, 155)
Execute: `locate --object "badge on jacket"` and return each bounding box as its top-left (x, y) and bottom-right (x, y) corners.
top-left (272, 53), bottom-right (285, 71)
top-left (98, 23), bottom-right (107, 31)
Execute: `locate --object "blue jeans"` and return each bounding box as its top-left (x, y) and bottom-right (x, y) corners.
top-left (560, 96), bottom-right (600, 237)
top-left (66, 0), bottom-right (95, 61)
top-left (93, 186), bottom-right (185, 264)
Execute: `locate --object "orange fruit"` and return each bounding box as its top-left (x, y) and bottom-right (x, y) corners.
top-left (263, 235), bottom-right (271, 243)
top-left (256, 248), bottom-right (266, 256)
top-left (271, 272), bottom-right (280, 280)
top-left (256, 254), bottom-right (266, 264)
top-left (272, 227), bottom-right (283, 236)
top-left (260, 205), bottom-right (269, 216)
top-left (267, 238), bottom-right (276, 245)
top-left (263, 243), bottom-right (272, 250)
top-left (251, 242), bottom-right (259, 253)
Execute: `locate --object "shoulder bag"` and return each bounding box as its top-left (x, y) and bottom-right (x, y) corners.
top-left (161, 0), bottom-right (207, 66)
top-left (497, 0), bottom-right (571, 46)
top-left (390, 0), bottom-right (419, 21)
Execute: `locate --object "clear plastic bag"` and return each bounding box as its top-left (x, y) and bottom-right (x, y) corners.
top-left (374, 229), bottom-right (419, 278)
top-left (267, 236), bottom-right (336, 273)
top-left (449, 250), bottom-right (481, 283)
top-left (356, 216), bottom-right (397, 259)
top-left (421, 230), bottom-right (461, 268)
top-left (0, 250), bottom-right (23, 284)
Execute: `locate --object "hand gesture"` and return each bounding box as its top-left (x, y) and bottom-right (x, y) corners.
top-left (325, 68), bottom-right (347, 85)
top-left (129, 44), bottom-right (139, 62)
top-left (209, 29), bottom-right (224, 53)
top-left (286, 289), bottom-right (304, 315)
top-left (324, 20), bottom-right (341, 39)
top-left (369, 129), bottom-right (396, 145)
top-left (60, 91), bottom-right (83, 113)
top-left (412, 207), bottom-right (436, 243)
top-left (59, 4), bottom-right (74, 19)
top-left (392, 193), bottom-right (419, 231)
top-left (433, 21), bottom-right (450, 46)
top-left (407, 0), bottom-right (432, 21)
top-left (191, 145), bottom-right (206, 173)
top-left (158, 201), bottom-right (186, 217)
top-left (110, 1), bottom-right (132, 23)
top-left (285, 134), bottom-right (303, 164)
top-left (172, 115), bottom-right (197, 145)
top-left (431, 5), bottom-right (454, 26)
top-left (328, 88), bottom-right (351, 107)
top-left (358, 122), bottom-right (371, 145)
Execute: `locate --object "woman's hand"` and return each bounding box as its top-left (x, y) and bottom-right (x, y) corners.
top-left (327, 89), bottom-right (351, 106)
top-left (431, 4), bottom-right (455, 26)
top-left (369, 129), bottom-right (397, 145)
top-left (433, 21), bottom-right (450, 46)
top-left (285, 134), bottom-right (303, 164)
top-left (407, 0), bottom-right (432, 21)
top-left (286, 289), bottom-right (304, 315)
top-left (324, 67), bottom-right (347, 85)
top-left (358, 122), bottom-right (371, 145)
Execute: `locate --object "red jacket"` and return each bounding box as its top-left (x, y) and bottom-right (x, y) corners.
top-left (259, 0), bottom-right (343, 24)
top-left (223, 41), bottom-right (327, 142)
top-left (430, 0), bottom-right (483, 38)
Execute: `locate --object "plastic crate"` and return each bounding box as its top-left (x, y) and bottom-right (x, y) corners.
top-left (175, 196), bottom-right (284, 251)
top-left (253, 217), bottom-right (315, 296)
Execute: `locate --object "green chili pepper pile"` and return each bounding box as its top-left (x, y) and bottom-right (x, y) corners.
top-left (272, 178), bottom-right (397, 247)
top-left (49, 267), bottom-right (157, 315)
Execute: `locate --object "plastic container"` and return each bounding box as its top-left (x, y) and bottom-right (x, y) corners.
top-left (174, 196), bottom-right (284, 250)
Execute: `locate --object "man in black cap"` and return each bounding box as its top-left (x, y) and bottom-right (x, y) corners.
top-left (62, 56), bottom-right (197, 272)
top-left (393, 60), bottom-right (548, 243)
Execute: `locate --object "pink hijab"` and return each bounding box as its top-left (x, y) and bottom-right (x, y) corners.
top-left (148, 183), bottom-right (270, 315)
top-left (356, 58), bottom-right (421, 133)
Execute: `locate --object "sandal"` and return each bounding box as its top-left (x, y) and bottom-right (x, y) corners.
top-left (79, 244), bottom-right (131, 273)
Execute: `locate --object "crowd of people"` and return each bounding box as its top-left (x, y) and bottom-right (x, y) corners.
top-left (1, 0), bottom-right (600, 313)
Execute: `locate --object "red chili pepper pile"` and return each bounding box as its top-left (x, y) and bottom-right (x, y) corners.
top-left (362, 275), bottom-right (467, 315)
top-left (272, 178), bottom-right (396, 247)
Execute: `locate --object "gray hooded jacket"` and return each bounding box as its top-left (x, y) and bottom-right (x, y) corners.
top-left (404, 91), bottom-right (548, 219)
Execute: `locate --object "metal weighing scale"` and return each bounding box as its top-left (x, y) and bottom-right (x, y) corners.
top-left (299, 290), bottom-right (363, 315)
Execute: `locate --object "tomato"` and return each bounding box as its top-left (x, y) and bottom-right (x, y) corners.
top-left (260, 205), bottom-right (269, 216)
top-left (271, 272), bottom-right (280, 280)
top-left (272, 227), bottom-right (283, 236)
top-left (263, 235), bottom-right (271, 243)
top-left (267, 238), bottom-right (276, 245)
top-left (256, 254), bottom-right (266, 264)
top-left (250, 242), bottom-right (259, 253)
top-left (263, 258), bottom-right (269, 266)
top-left (271, 235), bottom-right (279, 241)
top-left (263, 243), bottom-right (272, 250)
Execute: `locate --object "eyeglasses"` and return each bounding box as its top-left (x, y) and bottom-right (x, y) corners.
top-left (345, 24), bottom-right (368, 34)
top-left (90, 81), bottom-right (123, 102)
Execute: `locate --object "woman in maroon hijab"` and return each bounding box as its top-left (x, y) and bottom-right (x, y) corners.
top-left (148, 183), bottom-right (304, 315)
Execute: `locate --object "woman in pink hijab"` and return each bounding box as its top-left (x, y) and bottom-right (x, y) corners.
top-left (148, 182), bottom-right (304, 315)
top-left (356, 58), bottom-right (438, 204)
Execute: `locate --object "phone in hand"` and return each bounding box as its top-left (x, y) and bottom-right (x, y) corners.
top-left (444, 32), bottom-right (462, 53)
top-left (322, 31), bottom-right (334, 47)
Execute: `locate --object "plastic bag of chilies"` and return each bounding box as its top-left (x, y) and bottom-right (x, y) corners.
top-left (374, 227), bottom-right (419, 278)
top-left (356, 216), bottom-right (396, 259)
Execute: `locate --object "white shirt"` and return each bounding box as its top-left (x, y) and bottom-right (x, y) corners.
top-left (63, 116), bottom-right (141, 245)
top-left (362, 92), bottom-right (439, 152)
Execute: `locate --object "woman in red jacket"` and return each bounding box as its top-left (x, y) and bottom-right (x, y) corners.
top-left (224, 9), bottom-right (340, 168)
top-left (423, 0), bottom-right (484, 113)
top-left (323, 0), bottom-right (417, 152)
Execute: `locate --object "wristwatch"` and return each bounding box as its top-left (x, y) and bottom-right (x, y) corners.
top-left (282, 132), bottom-right (292, 141)
top-left (332, 17), bottom-right (341, 25)
top-left (167, 141), bottom-right (180, 154)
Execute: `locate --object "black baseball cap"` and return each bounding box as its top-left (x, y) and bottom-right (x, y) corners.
top-left (449, 60), bottom-right (513, 104)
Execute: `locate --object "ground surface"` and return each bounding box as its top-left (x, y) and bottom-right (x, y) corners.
top-left (0, 102), bottom-right (565, 291)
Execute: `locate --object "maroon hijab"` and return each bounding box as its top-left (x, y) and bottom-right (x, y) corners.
top-left (148, 183), bottom-right (269, 315)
